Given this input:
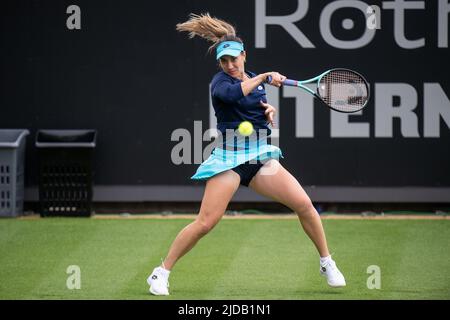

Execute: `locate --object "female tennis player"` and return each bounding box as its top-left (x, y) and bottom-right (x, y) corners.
top-left (147, 13), bottom-right (346, 295)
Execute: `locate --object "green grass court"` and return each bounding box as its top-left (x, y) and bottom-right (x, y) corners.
top-left (0, 216), bottom-right (449, 300)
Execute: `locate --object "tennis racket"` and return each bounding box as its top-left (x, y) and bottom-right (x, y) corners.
top-left (268, 68), bottom-right (370, 113)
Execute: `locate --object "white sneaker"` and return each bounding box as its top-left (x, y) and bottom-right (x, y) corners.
top-left (320, 259), bottom-right (346, 288)
top-left (147, 266), bottom-right (170, 295)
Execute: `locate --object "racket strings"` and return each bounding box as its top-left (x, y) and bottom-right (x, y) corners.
top-left (319, 70), bottom-right (369, 112)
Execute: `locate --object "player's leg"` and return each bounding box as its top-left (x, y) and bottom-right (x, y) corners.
top-left (147, 170), bottom-right (240, 295)
top-left (248, 160), bottom-right (346, 287)
top-left (163, 170), bottom-right (240, 269)
top-left (249, 160), bottom-right (329, 256)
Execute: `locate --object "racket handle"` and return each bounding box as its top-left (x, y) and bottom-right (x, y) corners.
top-left (282, 79), bottom-right (298, 86)
top-left (265, 75), bottom-right (297, 87)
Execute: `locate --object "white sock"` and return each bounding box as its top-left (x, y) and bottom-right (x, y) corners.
top-left (160, 267), bottom-right (170, 276)
top-left (154, 266), bottom-right (171, 279)
top-left (320, 255), bottom-right (332, 265)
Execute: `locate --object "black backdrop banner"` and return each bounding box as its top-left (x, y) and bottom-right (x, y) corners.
top-left (1, 0), bottom-right (449, 191)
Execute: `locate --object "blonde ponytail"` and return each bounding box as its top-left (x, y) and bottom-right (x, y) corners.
top-left (176, 13), bottom-right (242, 52)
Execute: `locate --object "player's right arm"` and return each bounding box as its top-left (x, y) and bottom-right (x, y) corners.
top-left (240, 72), bottom-right (286, 96)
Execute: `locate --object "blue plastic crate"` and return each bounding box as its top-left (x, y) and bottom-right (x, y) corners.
top-left (0, 129), bottom-right (29, 217)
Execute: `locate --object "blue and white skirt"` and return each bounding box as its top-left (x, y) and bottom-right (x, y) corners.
top-left (191, 134), bottom-right (283, 181)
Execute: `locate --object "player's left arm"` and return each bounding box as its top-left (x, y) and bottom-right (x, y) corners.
top-left (260, 100), bottom-right (276, 127)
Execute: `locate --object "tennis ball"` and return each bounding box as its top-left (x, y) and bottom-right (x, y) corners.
top-left (238, 121), bottom-right (254, 136)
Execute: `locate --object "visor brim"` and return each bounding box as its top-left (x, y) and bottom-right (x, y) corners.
top-left (216, 49), bottom-right (242, 60)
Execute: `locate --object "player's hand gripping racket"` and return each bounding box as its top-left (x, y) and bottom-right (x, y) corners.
top-left (268, 68), bottom-right (370, 113)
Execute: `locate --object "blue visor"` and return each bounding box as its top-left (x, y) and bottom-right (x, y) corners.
top-left (216, 41), bottom-right (244, 60)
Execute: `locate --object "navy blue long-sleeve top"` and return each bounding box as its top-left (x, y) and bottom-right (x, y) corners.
top-left (211, 70), bottom-right (271, 135)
